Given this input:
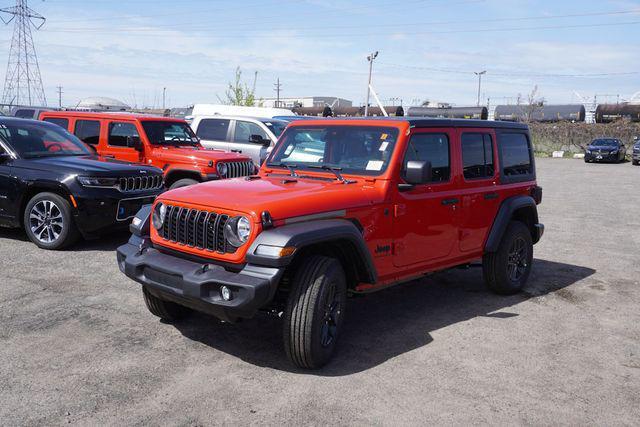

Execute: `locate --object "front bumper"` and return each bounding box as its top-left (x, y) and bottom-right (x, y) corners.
top-left (117, 236), bottom-right (284, 322)
top-left (584, 152), bottom-right (619, 162)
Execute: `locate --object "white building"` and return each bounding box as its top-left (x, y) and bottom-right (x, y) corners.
top-left (258, 96), bottom-right (352, 109)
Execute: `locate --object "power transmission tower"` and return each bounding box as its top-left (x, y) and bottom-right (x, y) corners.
top-left (273, 78), bottom-right (282, 107)
top-left (1, 0), bottom-right (47, 107)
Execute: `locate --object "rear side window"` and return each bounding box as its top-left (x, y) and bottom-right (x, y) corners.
top-left (43, 117), bottom-right (69, 129)
top-left (75, 120), bottom-right (101, 145)
top-left (403, 133), bottom-right (450, 183)
top-left (462, 133), bottom-right (494, 179)
top-left (196, 119), bottom-right (230, 140)
top-left (108, 122), bottom-right (140, 147)
top-left (500, 133), bottom-right (533, 177)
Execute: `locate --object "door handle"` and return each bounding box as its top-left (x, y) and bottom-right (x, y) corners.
top-left (104, 155), bottom-right (115, 158)
top-left (441, 198), bottom-right (459, 206)
top-left (484, 192), bottom-right (499, 200)
top-left (231, 149), bottom-right (242, 153)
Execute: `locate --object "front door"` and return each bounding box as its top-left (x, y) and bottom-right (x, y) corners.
top-left (393, 128), bottom-right (460, 268)
top-left (100, 121), bottom-right (143, 164)
top-left (230, 120), bottom-right (270, 165)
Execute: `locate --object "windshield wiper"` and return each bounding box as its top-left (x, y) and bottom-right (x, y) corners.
top-left (266, 162), bottom-right (298, 177)
top-left (308, 164), bottom-right (354, 183)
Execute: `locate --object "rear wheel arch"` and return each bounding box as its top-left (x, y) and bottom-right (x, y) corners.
top-left (485, 196), bottom-right (539, 252)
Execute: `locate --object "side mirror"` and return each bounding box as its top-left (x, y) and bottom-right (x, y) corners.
top-left (250, 134), bottom-right (270, 146)
top-left (126, 136), bottom-right (143, 151)
top-left (405, 160), bottom-right (432, 185)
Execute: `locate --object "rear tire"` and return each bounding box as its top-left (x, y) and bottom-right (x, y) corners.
top-left (483, 221), bottom-right (533, 295)
top-left (142, 287), bottom-right (190, 322)
top-left (169, 178), bottom-right (199, 190)
top-left (283, 255), bottom-right (347, 369)
top-left (23, 192), bottom-right (79, 250)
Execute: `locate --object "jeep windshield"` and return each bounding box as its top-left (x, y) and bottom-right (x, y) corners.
top-left (0, 122), bottom-right (92, 158)
top-left (268, 125), bottom-right (399, 176)
top-left (141, 121), bottom-right (200, 147)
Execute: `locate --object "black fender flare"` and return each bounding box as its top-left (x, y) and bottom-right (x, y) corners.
top-left (485, 195), bottom-right (540, 253)
top-left (164, 169), bottom-right (204, 185)
top-left (246, 219), bottom-right (377, 284)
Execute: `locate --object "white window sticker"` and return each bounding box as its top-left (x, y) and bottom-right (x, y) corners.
top-left (366, 160), bottom-right (384, 171)
top-left (379, 141), bottom-right (389, 152)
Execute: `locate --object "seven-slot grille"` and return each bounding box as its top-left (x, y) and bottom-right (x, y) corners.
top-left (158, 205), bottom-right (234, 253)
top-left (118, 175), bottom-right (163, 192)
top-left (223, 161), bottom-right (254, 178)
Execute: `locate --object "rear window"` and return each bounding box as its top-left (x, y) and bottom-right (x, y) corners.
top-left (500, 133), bottom-right (533, 177)
top-left (196, 119), bottom-right (230, 140)
top-left (74, 120), bottom-right (101, 145)
top-left (43, 117), bottom-right (69, 129)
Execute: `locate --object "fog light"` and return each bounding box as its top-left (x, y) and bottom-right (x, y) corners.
top-left (220, 285), bottom-right (232, 301)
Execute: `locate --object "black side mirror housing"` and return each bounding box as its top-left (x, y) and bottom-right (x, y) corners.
top-left (0, 152), bottom-right (12, 163)
top-left (405, 160), bottom-right (432, 185)
top-left (250, 134), bottom-right (270, 146)
top-left (126, 136), bottom-right (143, 151)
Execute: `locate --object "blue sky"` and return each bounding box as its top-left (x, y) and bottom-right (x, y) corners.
top-left (3, 0), bottom-right (639, 108)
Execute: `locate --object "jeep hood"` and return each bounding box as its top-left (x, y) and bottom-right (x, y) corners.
top-left (159, 175), bottom-right (387, 221)
top-left (15, 155), bottom-right (160, 175)
top-left (150, 146), bottom-right (251, 164)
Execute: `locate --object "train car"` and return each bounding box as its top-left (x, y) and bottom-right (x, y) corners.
top-left (595, 104), bottom-right (640, 123)
top-left (494, 104), bottom-right (585, 122)
top-left (292, 106), bottom-right (405, 117)
top-left (406, 106), bottom-right (488, 120)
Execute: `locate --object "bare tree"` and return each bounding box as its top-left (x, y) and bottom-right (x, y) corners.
top-left (520, 85), bottom-right (545, 123)
top-left (218, 67), bottom-right (258, 106)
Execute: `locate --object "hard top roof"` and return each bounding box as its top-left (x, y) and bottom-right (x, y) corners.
top-left (39, 110), bottom-right (186, 122)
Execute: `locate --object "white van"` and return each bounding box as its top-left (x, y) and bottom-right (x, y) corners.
top-left (189, 104), bottom-right (294, 119)
top-left (190, 115), bottom-right (289, 165)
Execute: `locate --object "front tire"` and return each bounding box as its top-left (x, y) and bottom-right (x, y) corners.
top-left (169, 178), bottom-right (199, 190)
top-left (142, 287), bottom-right (190, 322)
top-left (483, 221), bottom-right (533, 295)
top-left (283, 255), bottom-right (347, 369)
top-left (23, 192), bottom-right (79, 250)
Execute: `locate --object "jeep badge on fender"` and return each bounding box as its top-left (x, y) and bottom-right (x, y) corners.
top-left (117, 117), bottom-right (544, 369)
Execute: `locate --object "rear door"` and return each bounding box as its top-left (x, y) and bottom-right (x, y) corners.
top-left (194, 118), bottom-right (232, 151)
top-left (101, 120), bottom-right (143, 163)
top-left (392, 128), bottom-right (460, 268)
top-left (457, 128), bottom-right (500, 254)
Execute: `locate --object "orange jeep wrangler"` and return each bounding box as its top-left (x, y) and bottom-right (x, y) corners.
top-left (39, 111), bottom-right (255, 189)
top-left (117, 118), bottom-right (544, 369)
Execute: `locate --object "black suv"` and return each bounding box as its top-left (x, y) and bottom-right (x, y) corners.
top-left (0, 118), bottom-right (164, 249)
top-left (632, 136), bottom-right (639, 166)
top-left (584, 138), bottom-right (626, 163)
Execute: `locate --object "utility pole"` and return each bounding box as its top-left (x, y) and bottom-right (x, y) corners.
top-left (364, 51), bottom-right (378, 117)
top-left (474, 70), bottom-right (486, 106)
top-left (273, 78), bottom-right (282, 107)
top-left (56, 85), bottom-right (62, 108)
top-left (162, 87), bottom-right (166, 109)
top-left (1, 0), bottom-right (47, 107)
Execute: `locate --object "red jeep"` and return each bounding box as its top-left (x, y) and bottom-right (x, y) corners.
top-left (117, 118), bottom-right (544, 368)
top-left (39, 111), bottom-right (255, 189)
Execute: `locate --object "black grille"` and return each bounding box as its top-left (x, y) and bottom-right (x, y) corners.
top-left (119, 175), bottom-right (164, 192)
top-left (158, 205), bottom-right (234, 253)
top-left (223, 161), bottom-right (254, 178)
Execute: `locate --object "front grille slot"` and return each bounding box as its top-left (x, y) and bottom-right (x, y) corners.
top-left (158, 205), bottom-right (234, 254)
top-left (223, 161), bottom-right (254, 178)
top-left (118, 175), bottom-right (163, 192)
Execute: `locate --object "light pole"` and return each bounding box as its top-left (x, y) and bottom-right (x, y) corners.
top-left (474, 70), bottom-right (486, 106)
top-left (364, 51), bottom-right (378, 117)
top-left (162, 87), bottom-right (166, 110)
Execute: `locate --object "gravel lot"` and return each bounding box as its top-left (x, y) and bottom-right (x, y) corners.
top-left (1, 158), bottom-right (639, 426)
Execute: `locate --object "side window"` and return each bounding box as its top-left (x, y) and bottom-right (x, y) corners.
top-left (500, 133), bottom-right (533, 176)
top-left (462, 133), bottom-right (494, 180)
top-left (403, 133), bottom-right (450, 183)
top-left (14, 109), bottom-right (35, 119)
top-left (233, 121), bottom-right (268, 143)
top-left (43, 118), bottom-right (69, 129)
top-left (108, 122), bottom-right (139, 147)
top-left (196, 119), bottom-right (230, 140)
top-left (75, 120), bottom-right (101, 146)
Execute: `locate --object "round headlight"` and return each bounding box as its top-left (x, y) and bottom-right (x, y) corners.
top-left (224, 215), bottom-right (251, 247)
top-left (216, 162), bottom-right (228, 177)
top-left (152, 202), bottom-right (166, 230)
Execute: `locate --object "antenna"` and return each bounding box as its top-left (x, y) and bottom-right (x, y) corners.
top-left (1, 0), bottom-right (47, 107)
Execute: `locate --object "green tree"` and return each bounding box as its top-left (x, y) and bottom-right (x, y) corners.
top-left (219, 67), bottom-right (258, 106)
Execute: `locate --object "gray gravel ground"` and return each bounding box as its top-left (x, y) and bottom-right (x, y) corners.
top-left (1, 158), bottom-right (639, 426)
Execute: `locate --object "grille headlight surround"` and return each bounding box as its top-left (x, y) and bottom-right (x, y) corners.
top-left (152, 202), bottom-right (167, 230)
top-left (216, 162), bottom-right (228, 178)
top-left (77, 176), bottom-right (118, 188)
top-left (224, 215), bottom-right (251, 247)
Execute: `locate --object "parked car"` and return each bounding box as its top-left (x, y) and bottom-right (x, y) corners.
top-left (0, 117), bottom-right (164, 249)
top-left (188, 104), bottom-right (294, 119)
top-left (39, 111), bottom-right (255, 189)
top-left (11, 106), bottom-right (57, 119)
top-left (117, 118), bottom-right (544, 369)
top-left (632, 136), bottom-right (639, 166)
top-left (584, 138), bottom-right (626, 163)
top-left (190, 115), bottom-right (289, 165)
